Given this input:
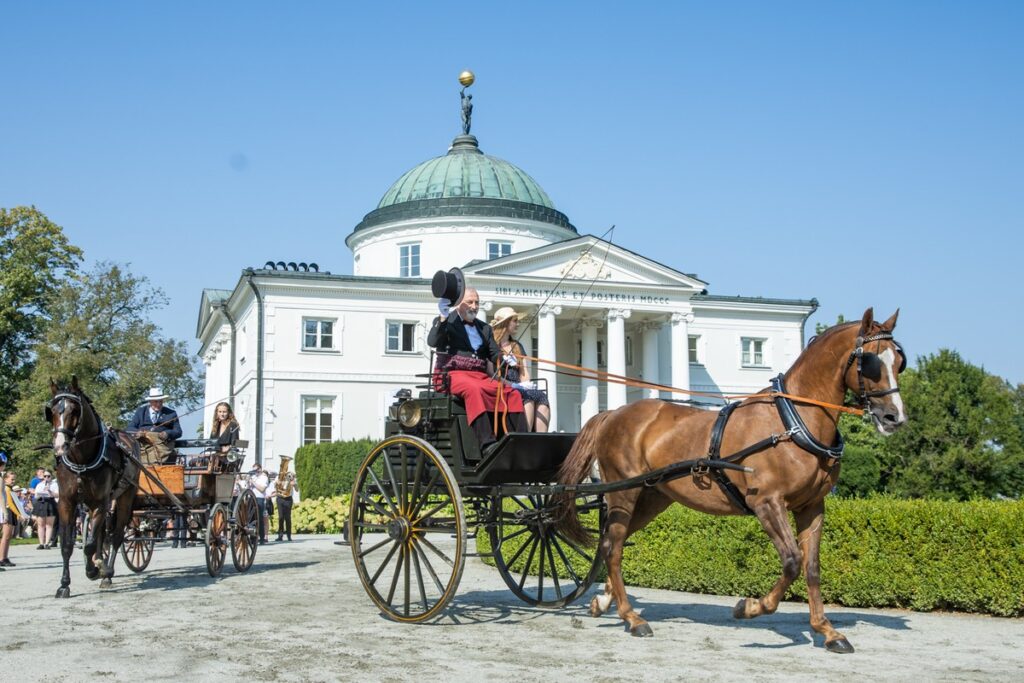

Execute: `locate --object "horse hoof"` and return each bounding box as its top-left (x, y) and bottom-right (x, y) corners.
top-left (99, 578), bottom-right (112, 589)
top-left (85, 567), bottom-right (100, 581)
top-left (732, 598), bottom-right (751, 619)
top-left (55, 587), bottom-right (71, 599)
top-left (630, 623), bottom-right (654, 638)
top-left (825, 637), bottom-right (855, 654)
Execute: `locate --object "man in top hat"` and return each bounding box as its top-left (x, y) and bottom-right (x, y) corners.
top-left (127, 387), bottom-right (183, 465)
top-left (427, 269), bottom-right (526, 450)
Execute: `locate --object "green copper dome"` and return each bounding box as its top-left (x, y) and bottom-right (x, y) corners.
top-left (377, 135), bottom-right (555, 209)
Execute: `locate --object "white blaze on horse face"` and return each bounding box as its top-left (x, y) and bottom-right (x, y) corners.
top-left (54, 406), bottom-right (67, 452)
top-left (879, 348), bottom-right (907, 425)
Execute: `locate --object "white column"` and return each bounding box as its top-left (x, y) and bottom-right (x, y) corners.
top-left (537, 305), bottom-right (562, 430)
top-left (606, 308), bottom-right (631, 409)
top-left (640, 321), bottom-right (663, 400)
top-left (578, 318), bottom-right (603, 426)
top-left (670, 312), bottom-right (694, 400)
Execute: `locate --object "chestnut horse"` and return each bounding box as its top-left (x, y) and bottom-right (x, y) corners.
top-left (556, 308), bottom-right (907, 652)
top-left (47, 377), bottom-right (140, 597)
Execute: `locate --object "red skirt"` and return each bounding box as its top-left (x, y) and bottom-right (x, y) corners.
top-left (447, 370), bottom-right (524, 424)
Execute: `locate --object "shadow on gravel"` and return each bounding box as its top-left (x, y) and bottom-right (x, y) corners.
top-left (628, 597), bottom-right (911, 649)
top-left (93, 559), bottom-right (321, 593)
top-left (409, 588), bottom-right (596, 627)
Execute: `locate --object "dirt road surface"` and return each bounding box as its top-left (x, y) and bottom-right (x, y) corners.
top-left (1, 535), bottom-right (1020, 682)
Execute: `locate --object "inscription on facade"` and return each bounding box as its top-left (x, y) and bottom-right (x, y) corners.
top-left (493, 286), bottom-right (670, 306)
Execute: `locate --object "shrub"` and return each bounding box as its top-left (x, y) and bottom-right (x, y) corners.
top-left (293, 438), bottom-right (375, 499)
top-left (293, 495), bottom-right (351, 534)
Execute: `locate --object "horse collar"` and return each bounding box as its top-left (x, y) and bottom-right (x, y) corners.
top-left (57, 424), bottom-right (113, 475)
top-left (772, 375), bottom-right (845, 460)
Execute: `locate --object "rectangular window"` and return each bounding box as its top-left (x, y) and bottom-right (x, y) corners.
top-left (302, 396), bottom-right (334, 445)
top-left (688, 335), bottom-right (700, 364)
top-left (487, 240), bottom-right (512, 260)
top-left (576, 340), bottom-right (605, 367)
top-left (303, 318), bottom-right (334, 350)
top-left (399, 243), bottom-right (420, 278)
top-left (741, 337), bottom-right (767, 367)
top-left (386, 321), bottom-right (417, 353)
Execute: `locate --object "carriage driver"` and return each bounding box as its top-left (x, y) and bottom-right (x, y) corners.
top-left (127, 387), bottom-right (183, 465)
top-left (427, 270), bottom-right (527, 451)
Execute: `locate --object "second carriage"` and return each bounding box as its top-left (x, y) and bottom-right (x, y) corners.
top-left (116, 439), bottom-right (262, 577)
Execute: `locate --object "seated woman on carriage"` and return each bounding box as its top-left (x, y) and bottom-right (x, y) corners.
top-left (190, 402), bottom-right (242, 470)
top-left (489, 307), bottom-right (550, 433)
top-left (427, 270), bottom-right (527, 450)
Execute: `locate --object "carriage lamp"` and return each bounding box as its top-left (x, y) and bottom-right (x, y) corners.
top-left (398, 400), bottom-right (423, 429)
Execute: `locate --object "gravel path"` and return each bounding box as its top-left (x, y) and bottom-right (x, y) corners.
top-left (1, 535), bottom-right (1021, 682)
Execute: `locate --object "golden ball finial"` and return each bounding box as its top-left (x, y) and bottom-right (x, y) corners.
top-left (458, 70), bottom-right (475, 87)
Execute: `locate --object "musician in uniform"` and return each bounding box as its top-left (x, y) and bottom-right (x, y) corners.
top-left (127, 387), bottom-right (183, 465)
top-left (274, 456), bottom-right (297, 542)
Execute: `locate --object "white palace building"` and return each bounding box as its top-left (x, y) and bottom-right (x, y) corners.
top-left (196, 116), bottom-right (817, 470)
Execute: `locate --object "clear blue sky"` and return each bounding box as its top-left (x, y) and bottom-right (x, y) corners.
top-left (2, 1), bottom-right (1022, 387)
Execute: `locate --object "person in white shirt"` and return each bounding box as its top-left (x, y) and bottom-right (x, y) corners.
top-left (33, 472), bottom-right (59, 550)
top-left (248, 464), bottom-right (269, 545)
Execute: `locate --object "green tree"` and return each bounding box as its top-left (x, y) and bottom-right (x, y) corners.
top-left (878, 350), bottom-right (1024, 500)
top-left (0, 207), bottom-right (81, 451)
top-left (11, 262), bottom-right (203, 470)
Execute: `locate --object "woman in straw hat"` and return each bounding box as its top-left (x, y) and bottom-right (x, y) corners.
top-left (490, 307), bottom-right (551, 433)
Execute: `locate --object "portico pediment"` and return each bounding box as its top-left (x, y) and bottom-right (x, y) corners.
top-left (463, 235), bottom-right (707, 292)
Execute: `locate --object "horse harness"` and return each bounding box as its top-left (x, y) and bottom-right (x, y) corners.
top-left (47, 393), bottom-right (134, 485)
top-left (845, 331), bottom-right (906, 409)
top-left (702, 332), bottom-right (905, 514)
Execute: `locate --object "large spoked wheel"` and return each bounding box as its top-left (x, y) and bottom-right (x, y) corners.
top-left (488, 492), bottom-right (606, 607)
top-left (205, 503), bottom-right (229, 577)
top-left (350, 435), bottom-right (466, 623)
top-left (231, 490), bottom-right (259, 572)
top-left (120, 515), bottom-right (155, 573)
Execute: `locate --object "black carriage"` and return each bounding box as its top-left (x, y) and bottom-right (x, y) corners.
top-left (348, 364), bottom-right (750, 622)
top-left (117, 440), bottom-right (261, 577)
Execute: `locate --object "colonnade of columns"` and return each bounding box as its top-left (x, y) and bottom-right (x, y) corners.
top-left (531, 306), bottom-right (694, 430)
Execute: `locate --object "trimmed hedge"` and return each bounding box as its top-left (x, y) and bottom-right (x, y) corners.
top-left (312, 493), bottom-right (1022, 617)
top-left (619, 497), bottom-right (1024, 617)
top-left (293, 438), bottom-right (375, 499)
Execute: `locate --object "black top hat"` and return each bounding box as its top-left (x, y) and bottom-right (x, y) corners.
top-left (431, 267), bottom-right (466, 307)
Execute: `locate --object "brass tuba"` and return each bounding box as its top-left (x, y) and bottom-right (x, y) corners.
top-left (274, 455), bottom-right (295, 498)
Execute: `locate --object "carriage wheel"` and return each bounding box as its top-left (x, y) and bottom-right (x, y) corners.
top-left (205, 504), bottom-right (229, 577)
top-left (488, 492), bottom-right (605, 607)
top-left (120, 515), bottom-right (155, 573)
top-left (350, 435), bottom-right (466, 623)
top-left (230, 489), bottom-right (259, 572)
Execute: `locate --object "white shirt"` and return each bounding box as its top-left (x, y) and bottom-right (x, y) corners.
top-left (250, 472), bottom-right (269, 499)
top-left (34, 480), bottom-right (59, 499)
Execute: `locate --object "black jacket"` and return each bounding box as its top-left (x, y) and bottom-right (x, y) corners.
top-left (427, 311), bottom-right (502, 365)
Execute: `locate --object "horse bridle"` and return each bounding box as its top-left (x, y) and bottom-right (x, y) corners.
top-left (46, 392), bottom-right (111, 474)
top-left (845, 332), bottom-right (907, 409)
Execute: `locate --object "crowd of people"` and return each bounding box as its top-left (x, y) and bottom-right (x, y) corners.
top-left (2, 456), bottom-right (67, 570)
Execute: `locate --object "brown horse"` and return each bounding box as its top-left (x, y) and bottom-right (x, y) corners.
top-left (47, 377), bottom-right (140, 597)
top-left (556, 308), bottom-right (907, 652)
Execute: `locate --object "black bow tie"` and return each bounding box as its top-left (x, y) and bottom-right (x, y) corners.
top-left (463, 320), bottom-right (474, 326)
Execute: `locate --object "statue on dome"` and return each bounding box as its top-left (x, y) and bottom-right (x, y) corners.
top-left (460, 88), bottom-right (473, 135)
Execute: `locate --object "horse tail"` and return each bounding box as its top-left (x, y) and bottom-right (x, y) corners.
top-left (554, 411), bottom-right (611, 546)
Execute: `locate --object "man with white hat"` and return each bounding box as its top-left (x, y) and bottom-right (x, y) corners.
top-left (127, 387), bottom-right (182, 465)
